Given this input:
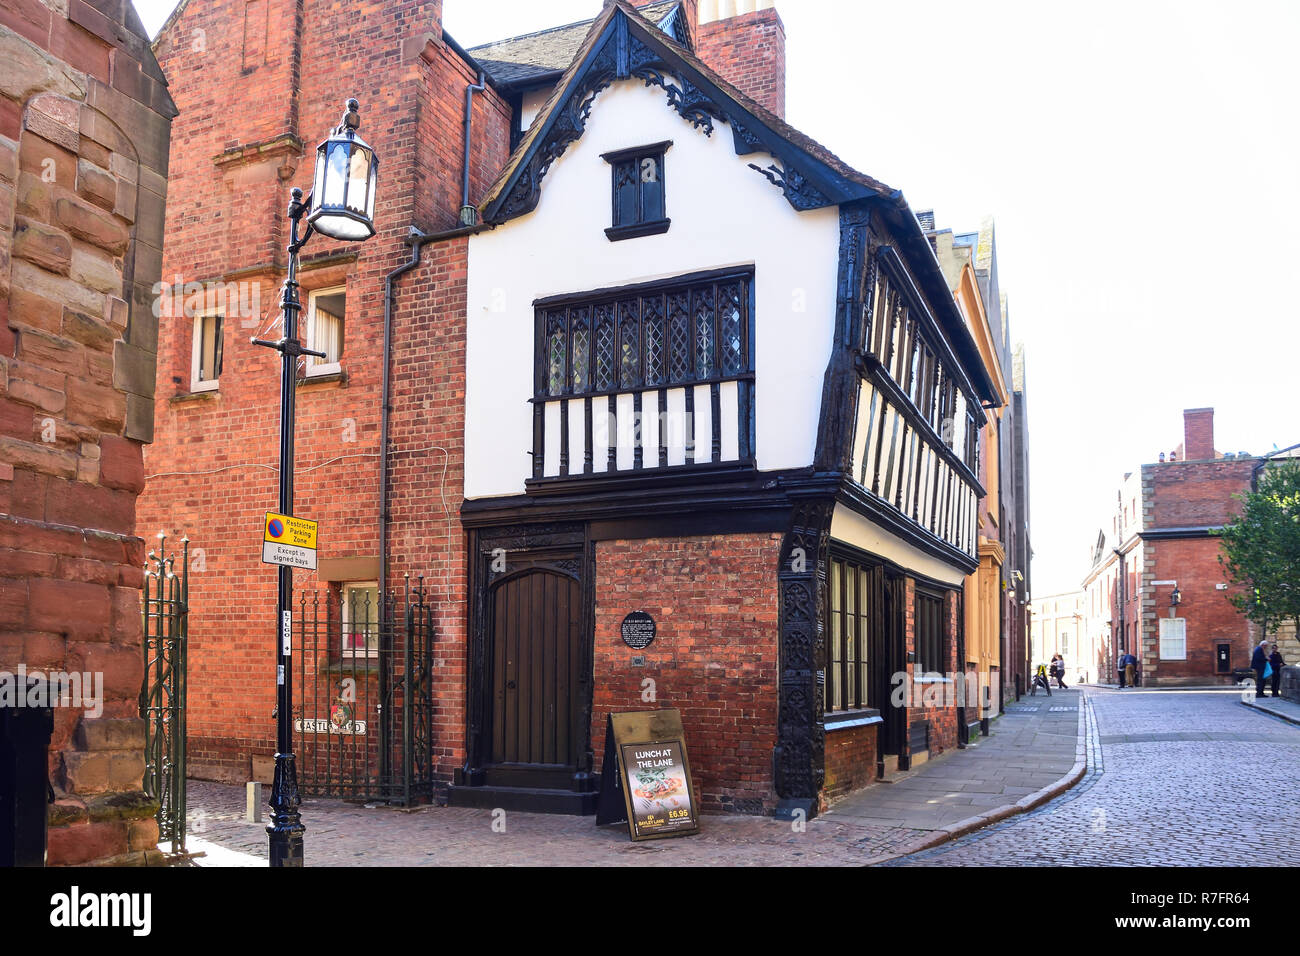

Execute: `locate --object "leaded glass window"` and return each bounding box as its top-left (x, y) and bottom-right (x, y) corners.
top-left (668, 291), bottom-right (691, 383)
top-left (571, 307), bottom-right (590, 393)
top-left (694, 284), bottom-right (715, 378)
top-left (718, 281), bottom-right (743, 375)
top-left (546, 311), bottom-right (566, 396)
top-left (644, 294), bottom-right (665, 386)
top-left (534, 271), bottom-right (752, 399)
top-left (618, 299), bottom-right (640, 388)
top-left (594, 304), bottom-right (615, 392)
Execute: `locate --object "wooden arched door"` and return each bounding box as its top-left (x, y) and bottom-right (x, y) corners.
top-left (486, 568), bottom-right (584, 781)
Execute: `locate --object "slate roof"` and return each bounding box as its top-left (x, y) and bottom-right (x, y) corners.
top-left (467, 1), bottom-right (681, 88)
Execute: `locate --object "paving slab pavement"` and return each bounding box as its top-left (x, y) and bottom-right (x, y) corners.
top-left (825, 688), bottom-right (1085, 845)
top-left (1240, 694), bottom-right (1300, 727)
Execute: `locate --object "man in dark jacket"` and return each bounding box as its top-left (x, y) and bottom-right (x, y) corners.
top-left (1268, 643), bottom-right (1286, 698)
top-left (1118, 652), bottom-right (1137, 688)
top-left (1250, 639), bottom-right (1270, 699)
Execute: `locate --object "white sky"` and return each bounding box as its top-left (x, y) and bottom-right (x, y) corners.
top-left (132, 0), bottom-right (1300, 595)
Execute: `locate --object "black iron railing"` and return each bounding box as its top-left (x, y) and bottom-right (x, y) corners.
top-left (294, 575), bottom-right (434, 805)
top-left (140, 535), bottom-right (188, 856)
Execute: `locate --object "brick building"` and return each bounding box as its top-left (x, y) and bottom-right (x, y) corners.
top-left (1081, 408), bottom-right (1296, 685)
top-left (140, 0), bottom-right (1003, 819)
top-left (0, 0), bottom-right (174, 863)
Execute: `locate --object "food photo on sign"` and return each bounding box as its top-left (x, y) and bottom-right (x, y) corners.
top-left (621, 740), bottom-right (695, 835)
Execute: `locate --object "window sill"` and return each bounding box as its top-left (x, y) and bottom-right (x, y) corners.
top-left (298, 370), bottom-right (348, 389)
top-left (604, 218), bottom-right (671, 242)
top-left (171, 390), bottom-right (220, 406)
top-left (525, 460), bottom-right (754, 495)
top-left (316, 658), bottom-right (378, 675)
top-left (825, 708), bottom-right (882, 731)
top-left (913, 676), bottom-right (954, 684)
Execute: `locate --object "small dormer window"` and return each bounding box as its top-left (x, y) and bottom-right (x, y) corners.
top-left (602, 141), bottom-right (671, 241)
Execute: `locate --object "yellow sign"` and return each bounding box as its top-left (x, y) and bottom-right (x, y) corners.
top-left (264, 512), bottom-right (317, 548)
top-left (262, 512), bottom-right (318, 570)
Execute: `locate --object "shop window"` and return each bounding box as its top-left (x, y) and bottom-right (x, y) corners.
top-left (341, 582), bottom-right (379, 658)
top-left (602, 141), bottom-right (671, 241)
top-left (191, 312), bottom-right (223, 392)
top-left (829, 556), bottom-right (873, 712)
top-left (915, 589), bottom-right (946, 675)
top-left (306, 286), bottom-right (346, 376)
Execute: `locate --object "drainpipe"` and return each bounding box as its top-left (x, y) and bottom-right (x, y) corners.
top-left (459, 71), bottom-right (487, 226)
top-left (379, 230), bottom-right (426, 610)
top-left (378, 223), bottom-right (490, 610)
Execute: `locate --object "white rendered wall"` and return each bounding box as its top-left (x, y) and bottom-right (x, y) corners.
top-left (830, 504), bottom-right (967, 587)
top-left (465, 79), bottom-right (840, 499)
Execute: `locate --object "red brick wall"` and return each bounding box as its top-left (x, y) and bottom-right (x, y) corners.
top-left (1146, 537), bottom-right (1256, 684)
top-left (590, 533), bottom-right (782, 814)
top-left (384, 237), bottom-right (470, 782)
top-left (1147, 459), bottom-right (1254, 529)
top-left (823, 722), bottom-right (877, 802)
top-left (139, 1), bottom-right (510, 781)
top-left (1141, 458), bottom-right (1257, 684)
top-left (696, 9), bottom-right (786, 119)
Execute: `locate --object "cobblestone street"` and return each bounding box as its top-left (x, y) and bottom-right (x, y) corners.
top-left (177, 686), bottom-right (1300, 866)
top-left (894, 687), bottom-right (1300, 866)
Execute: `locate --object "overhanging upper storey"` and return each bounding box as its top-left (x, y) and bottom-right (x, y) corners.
top-left (841, 236), bottom-right (988, 566)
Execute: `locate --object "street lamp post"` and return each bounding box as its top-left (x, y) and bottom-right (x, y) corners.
top-left (253, 99), bottom-right (378, 867)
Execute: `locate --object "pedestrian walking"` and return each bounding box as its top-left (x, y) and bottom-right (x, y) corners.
top-left (1250, 638), bottom-right (1270, 699)
top-left (1268, 642), bottom-right (1285, 698)
top-left (1122, 651), bottom-right (1137, 689)
top-left (1030, 662), bottom-right (1052, 696)
top-left (1050, 653), bottom-right (1069, 689)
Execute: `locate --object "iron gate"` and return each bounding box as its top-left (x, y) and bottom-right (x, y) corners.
top-left (139, 535), bottom-right (188, 856)
top-left (294, 575), bottom-right (435, 804)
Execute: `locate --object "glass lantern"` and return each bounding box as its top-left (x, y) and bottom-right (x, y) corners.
top-left (308, 99), bottom-right (379, 241)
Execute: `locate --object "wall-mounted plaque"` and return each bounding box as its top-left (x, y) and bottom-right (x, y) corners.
top-left (621, 610), bottom-right (656, 649)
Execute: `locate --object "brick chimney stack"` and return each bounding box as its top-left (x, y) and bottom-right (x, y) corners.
top-left (695, 0), bottom-right (786, 118)
top-left (1183, 407), bottom-right (1216, 461)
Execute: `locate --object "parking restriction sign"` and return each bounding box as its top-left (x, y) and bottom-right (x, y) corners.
top-left (261, 511), bottom-right (318, 570)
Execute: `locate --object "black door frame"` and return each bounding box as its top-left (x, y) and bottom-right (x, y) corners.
top-left (461, 522), bottom-right (596, 792)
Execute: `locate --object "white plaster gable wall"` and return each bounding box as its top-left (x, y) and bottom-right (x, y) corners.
top-left (465, 79), bottom-right (841, 499)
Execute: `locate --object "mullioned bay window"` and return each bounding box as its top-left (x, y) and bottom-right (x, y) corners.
top-left (531, 269), bottom-right (754, 482)
top-left (848, 249), bottom-right (983, 558)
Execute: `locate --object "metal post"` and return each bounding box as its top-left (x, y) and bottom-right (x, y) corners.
top-left (253, 187), bottom-right (325, 867)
